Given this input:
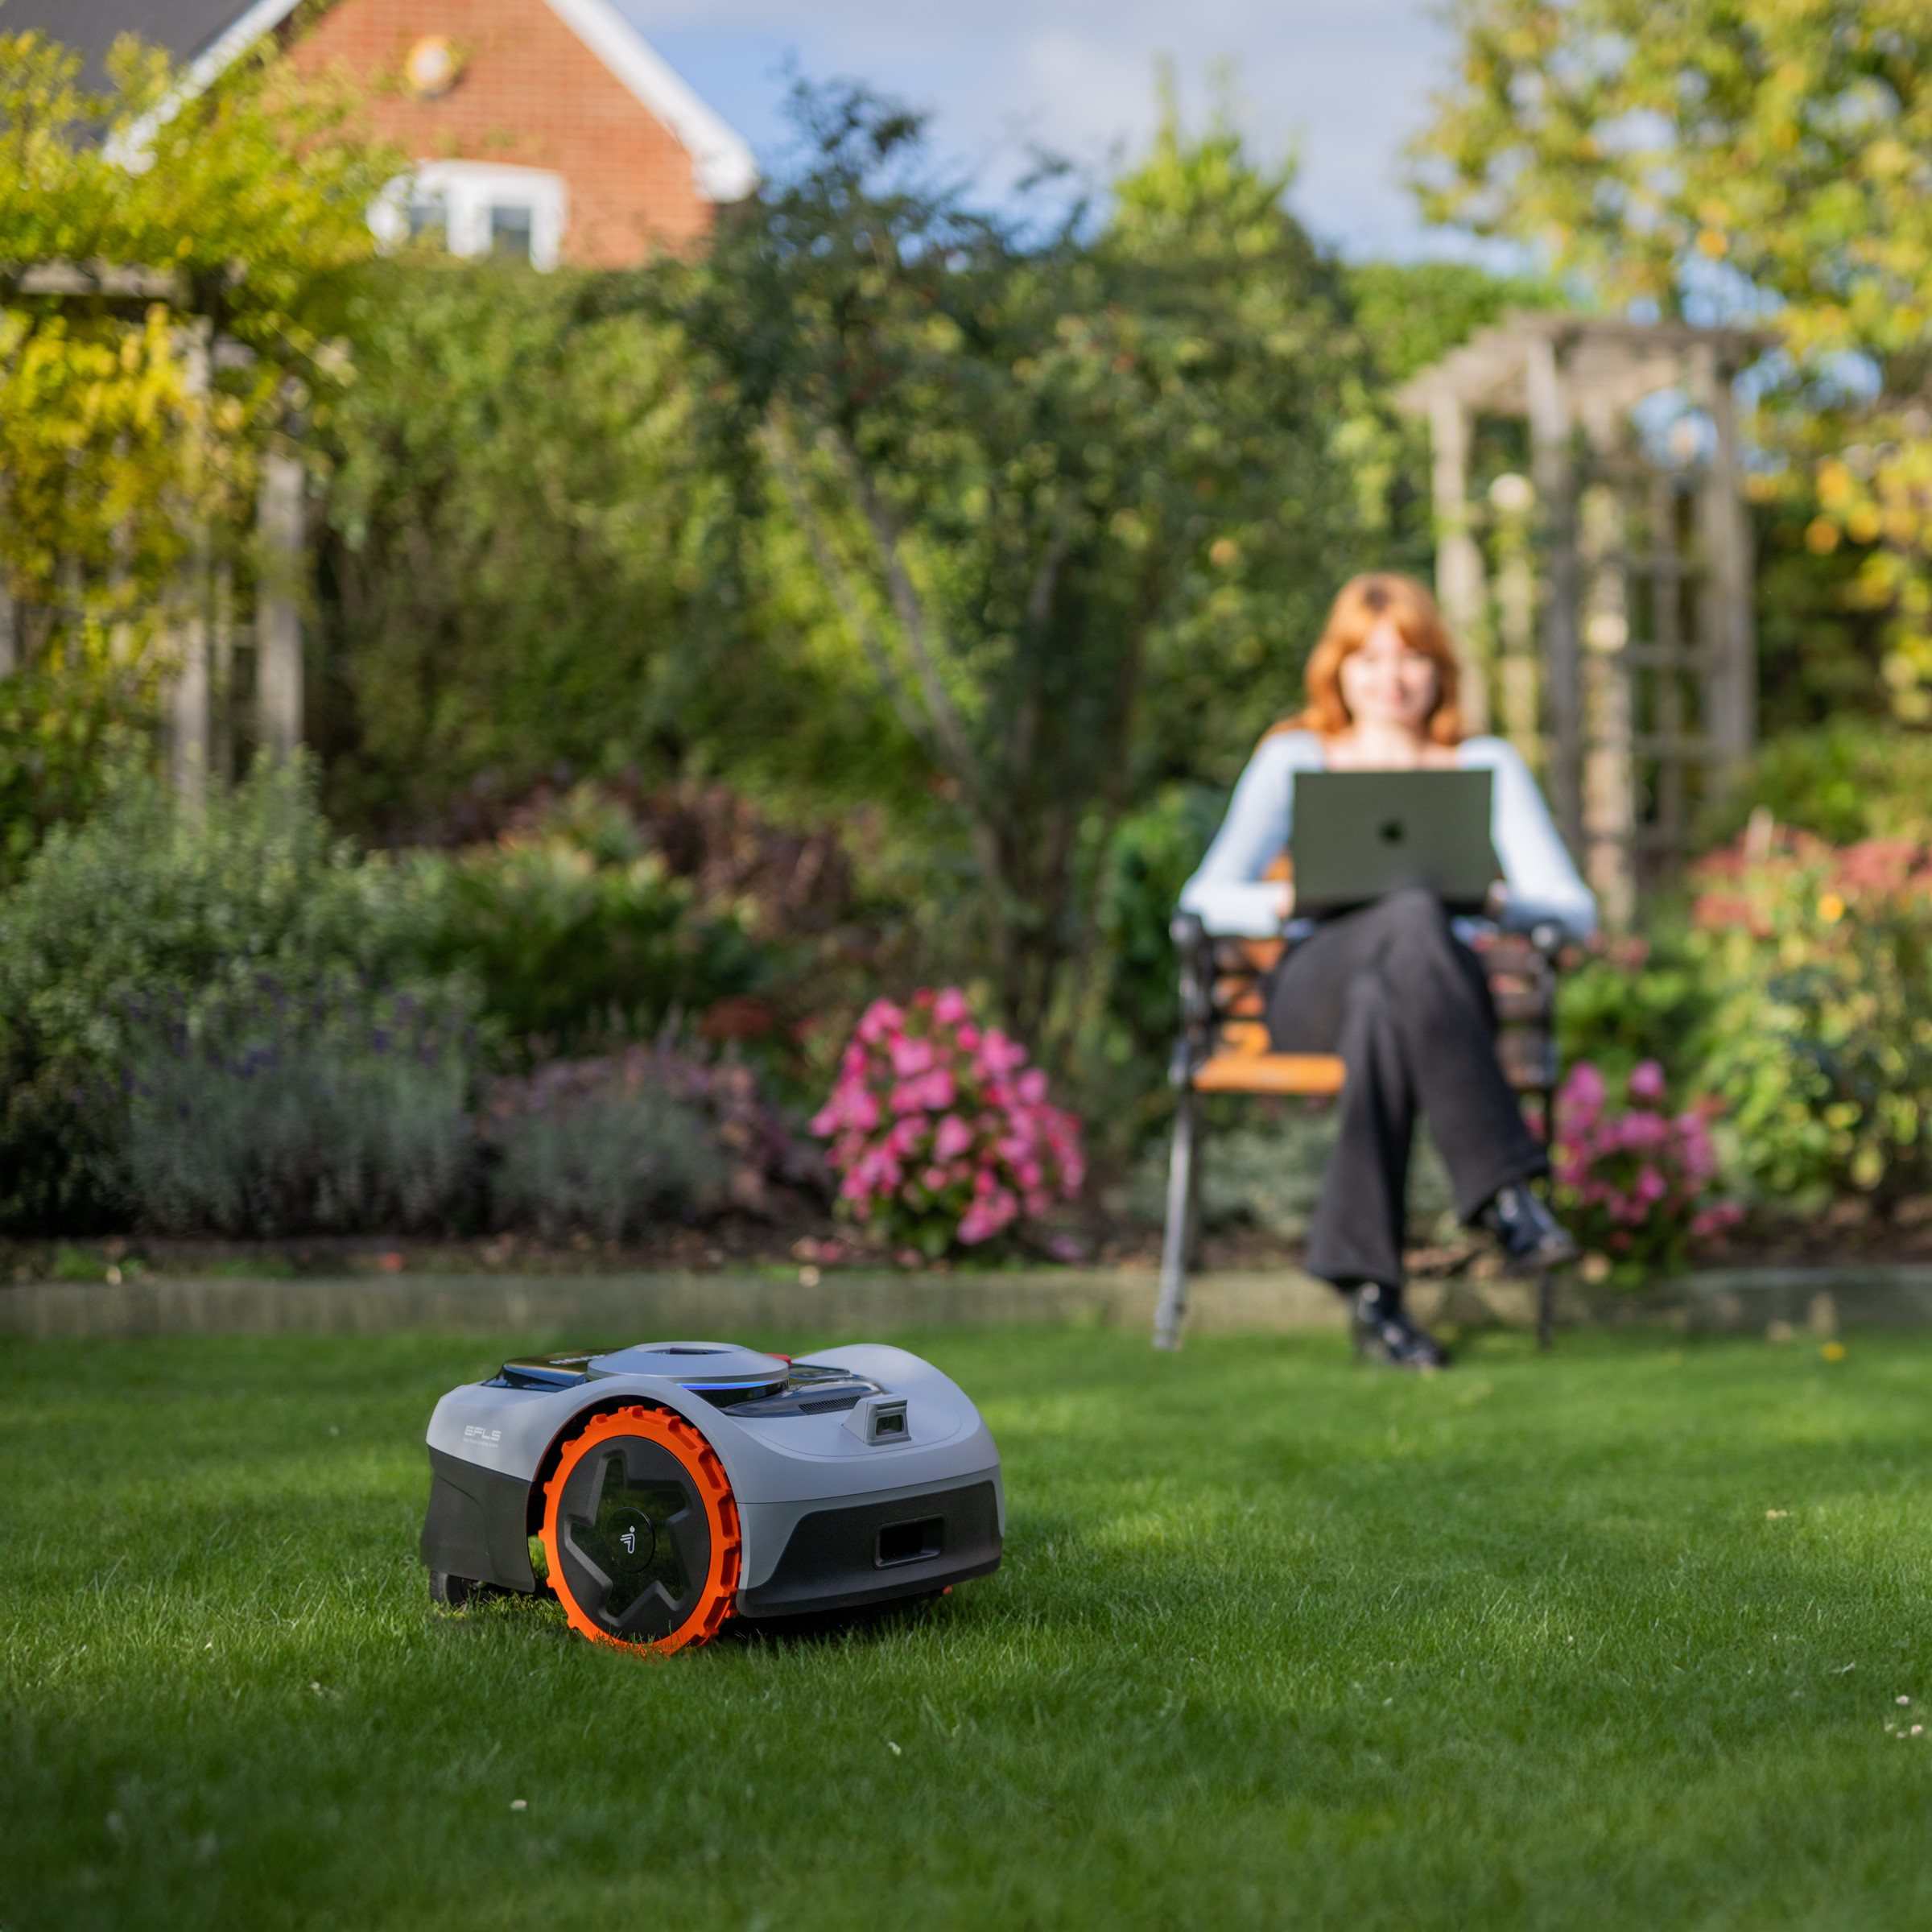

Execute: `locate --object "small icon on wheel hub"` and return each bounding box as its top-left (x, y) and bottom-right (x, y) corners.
top-left (612, 1507), bottom-right (653, 1563)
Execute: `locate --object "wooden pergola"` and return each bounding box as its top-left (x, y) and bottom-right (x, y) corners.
top-left (2, 261), bottom-right (307, 807)
top-left (1397, 312), bottom-right (1775, 927)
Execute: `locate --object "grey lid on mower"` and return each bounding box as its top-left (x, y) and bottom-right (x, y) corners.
top-left (586, 1341), bottom-right (791, 1393)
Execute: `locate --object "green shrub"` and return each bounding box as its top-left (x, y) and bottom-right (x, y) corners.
top-left (1092, 786), bottom-right (1229, 1063)
top-left (117, 975), bottom-right (475, 1236)
top-left (1686, 829), bottom-right (1932, 1212)
top-left (1063, 784), bottom-right (1228, 1158)
top-left (313, 264), bottom-right (728, 840)
top-left (420, 786), bottom-right (773, 1062)
top-left (0, 761), bottom-right (835, 1239)
top-left (1554, 931), bottom-right (1708, 1099)
top-left (0, 756), bottom-right (454, 1232)
top-left (1703, 718), bottom-right (1932, 848)
top-left (0, 661), bottom-right (156, 889)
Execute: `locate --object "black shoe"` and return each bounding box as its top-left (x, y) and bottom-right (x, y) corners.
top-left (1481, 1183), bottom-right (1579, 1271)
top-left (1350, 1285), bottom-right (1449, 1369)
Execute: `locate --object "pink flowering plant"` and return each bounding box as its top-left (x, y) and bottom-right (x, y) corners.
top-left (808, 988), bottom-right (1084, 1257)
top-left (1553, 1059), bottom-right (1740, 1282)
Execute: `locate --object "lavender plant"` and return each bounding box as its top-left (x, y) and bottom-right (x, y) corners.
top-left (482, 1043), bottom-right (818, 1241)
top-left (116, 974), bottom-right (476, 1236)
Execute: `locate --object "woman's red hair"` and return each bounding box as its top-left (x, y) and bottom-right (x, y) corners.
top-left (1274, 572), bottom-right (1463, 746)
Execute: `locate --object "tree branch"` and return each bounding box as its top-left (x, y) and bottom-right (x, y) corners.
top-left (816, 423), bottom-right (990, 807)
top-left (757, 415), bottom-right (943, 769)
top-left (1026, 485), bottom-right (1078, 636)
top-left (1009, 484), bottom-right (1080, 787)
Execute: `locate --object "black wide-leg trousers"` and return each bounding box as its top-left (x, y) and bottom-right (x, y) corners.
top-left (1264, 889), bottom-right (1545, 1294)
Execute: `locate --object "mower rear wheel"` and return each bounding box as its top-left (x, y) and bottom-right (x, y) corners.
top-left (428, 1570), bottom-right (477, 1608)
top-left (540, 1405), bottom-right (741, 1654)
top-left (429, 1571), bottom-right (509, 1608)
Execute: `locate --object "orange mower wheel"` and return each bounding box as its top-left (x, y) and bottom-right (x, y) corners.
top-left (539, 1405), bottom-right (741, 1654)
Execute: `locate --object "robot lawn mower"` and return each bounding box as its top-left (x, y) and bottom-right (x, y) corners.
top-left (419, 1340), bottom-right (1004, 1653)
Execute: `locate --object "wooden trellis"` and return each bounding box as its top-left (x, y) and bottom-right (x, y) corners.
top-left (1, 262), bottom-right (307, 807)
top-left (1397, 314), bottom-right (1774, 928)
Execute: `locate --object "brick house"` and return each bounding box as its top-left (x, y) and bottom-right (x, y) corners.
top-left (15, 0), bottom-right (758, 267)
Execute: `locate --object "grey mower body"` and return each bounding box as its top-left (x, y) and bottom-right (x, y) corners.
top-left (420, 1340), bottom-right (1004, 1637)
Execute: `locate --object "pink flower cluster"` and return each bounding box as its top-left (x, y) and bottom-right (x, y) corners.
top-left (809, 988), bottom-right (1084, 1251)
top-left (1554, 1059), bottom-right (1740, 1274)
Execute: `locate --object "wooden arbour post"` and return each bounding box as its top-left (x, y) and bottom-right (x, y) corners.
top-left (1424, 386), bottom-right (1492, 734)
top-left (1524, 328), bottom-right (1581, 856)
top-left (256, 442), bottom-right (307, 757)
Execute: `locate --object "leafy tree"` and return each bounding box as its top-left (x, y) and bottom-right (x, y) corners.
top-left (678, 85), bottom-right (1383, 1042)
top-left (313, 264), bottom-right (738, 838)
top-left (1410, 0), bottom-right (1932, 720)
top-left (1346, 259), bottom-right (1563, 385)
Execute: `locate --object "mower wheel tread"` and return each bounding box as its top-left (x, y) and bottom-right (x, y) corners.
top-left (539, 1404), bottom-right (741, 1655)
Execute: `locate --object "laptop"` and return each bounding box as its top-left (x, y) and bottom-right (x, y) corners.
top-left (1289, 769), bottom-right (1499, 915)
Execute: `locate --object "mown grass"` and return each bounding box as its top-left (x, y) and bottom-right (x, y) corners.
top-left (3, 1322), bottom-right (1930, 1930)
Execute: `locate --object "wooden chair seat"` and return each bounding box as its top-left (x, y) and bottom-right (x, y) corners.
top-left (1191, 1050), bottom-right (1347, 1095)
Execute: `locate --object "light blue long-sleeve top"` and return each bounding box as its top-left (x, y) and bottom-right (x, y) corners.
top-left (1178, 729), bottom-right (1598, 941)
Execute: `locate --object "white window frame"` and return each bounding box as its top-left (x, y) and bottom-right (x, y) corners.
top-left (370, 162), bottom-right (569, 271)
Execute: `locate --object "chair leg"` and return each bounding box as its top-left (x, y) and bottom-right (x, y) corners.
top-left (1153, 1090), bottom-right (1199, 1351)
top-left (1533, 1155), bottom-right (1557, 1352)
top-left (1185, 1089), bottom-right (1206, 1270)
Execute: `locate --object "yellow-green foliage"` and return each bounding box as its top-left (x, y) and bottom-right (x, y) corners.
top-left (1414, 0), bottom-right (1932, 720)
top-left (0, 25), bottom-right (399, 615)
top-left (0, 23), bottom-right (402, 849)
top-left (1688, 830), bottom-right (1932, 1210)
top-left (0, 304), bottom-right (192, 605)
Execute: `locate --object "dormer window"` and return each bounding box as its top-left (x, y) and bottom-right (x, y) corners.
top-left (371, 162), bottom-right (567, 270)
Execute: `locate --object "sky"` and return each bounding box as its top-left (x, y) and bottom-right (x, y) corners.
top-left (613, 0), bottom-right (1479, 263)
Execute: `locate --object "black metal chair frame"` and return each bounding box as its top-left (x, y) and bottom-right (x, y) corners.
top-left (1153, 910), bottom-right (1564, 1352)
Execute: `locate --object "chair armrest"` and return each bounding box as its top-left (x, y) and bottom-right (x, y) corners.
top-left (1170, 912), bottom-right (1213, 1021)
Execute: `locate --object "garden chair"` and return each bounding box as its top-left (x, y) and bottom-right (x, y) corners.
top-left (1152, 910), bottom-right (1564, 1351)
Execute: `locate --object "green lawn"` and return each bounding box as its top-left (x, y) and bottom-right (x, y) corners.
top-left (3, 1323), bottom-right (1930, 1930)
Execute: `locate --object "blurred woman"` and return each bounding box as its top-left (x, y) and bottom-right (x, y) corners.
top-left (1180, 573), bottom-right (1596, 1368)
